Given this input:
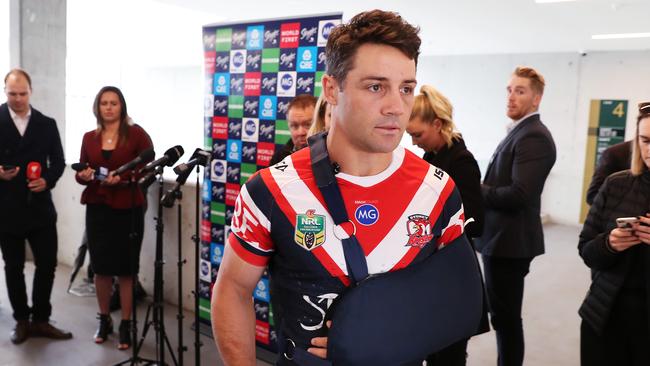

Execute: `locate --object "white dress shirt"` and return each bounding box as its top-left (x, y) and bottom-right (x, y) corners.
top-left (8, 106), bottom-right (32, 136)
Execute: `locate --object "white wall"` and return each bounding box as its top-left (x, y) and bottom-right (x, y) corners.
top-left (411, 50), bottom-right (650, 225)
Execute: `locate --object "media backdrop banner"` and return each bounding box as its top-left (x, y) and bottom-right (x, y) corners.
top-left (200, 13), bottom-right (343, 355)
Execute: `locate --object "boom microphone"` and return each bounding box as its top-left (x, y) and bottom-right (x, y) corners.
top-left (112, 148), bottom-right (155, 176)
top-left (172, 148), bottom-right (210, 175)
top-left (141, 145), bottom-right (184, 174)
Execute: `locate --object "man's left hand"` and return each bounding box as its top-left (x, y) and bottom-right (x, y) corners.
top-left (307, 320), bottom-right (331, 359)
top-left (27, 178), bottom-right (48, 192)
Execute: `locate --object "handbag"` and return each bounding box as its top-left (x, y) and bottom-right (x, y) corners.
top-left (306, 133), bottom-right (485, 365)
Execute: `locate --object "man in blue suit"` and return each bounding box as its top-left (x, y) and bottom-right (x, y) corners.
top-left (476, 66), bottom-right (556, 366)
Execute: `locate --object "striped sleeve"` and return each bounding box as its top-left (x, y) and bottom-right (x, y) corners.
top-left (228, 173), bottom-right (274, 266)
top-left (433, 176), bottom-right (466, 249)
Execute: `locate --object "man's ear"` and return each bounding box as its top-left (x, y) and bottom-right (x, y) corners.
top-left (322, 74), bottom-right (339, 106)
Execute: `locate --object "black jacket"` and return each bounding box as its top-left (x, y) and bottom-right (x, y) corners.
top-left (475, 114), bottom-right (556, 258)
top-left (578, 170), bottom-right (650, 335)
top-left (0, 103), bottom-right (65, 233)
top-left (269, 140), bottom-right (295, 166)
top-left (423, 138), bottom-right (484, 238)
top-left (585, 140), bottom-right (632, 205)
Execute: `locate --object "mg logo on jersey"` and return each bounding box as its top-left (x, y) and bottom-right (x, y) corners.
top-left (301, 26), bottom-right (318, 43)
top-left (406, 214), bottom-right (434, 248)
top-left (294, 209), bottom-right (326, 251)
top-left (279, 51), bottom-right (296, 68)
top-left (244, 100), bottom-right (258, 115)
top-left (355, 204), bottom-right (379, 226)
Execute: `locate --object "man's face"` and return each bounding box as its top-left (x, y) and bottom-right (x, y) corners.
top-left (287, 105), bottom-right (314, 149)
top-left (325, 43), bottom-right (417, 154)
top-left (4, 75), bottom-right (32, 116)
top-left (506, 75), bottom-right (541, 121)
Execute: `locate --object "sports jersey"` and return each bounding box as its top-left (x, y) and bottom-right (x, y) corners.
top-left (228, 144), bottom-right (466, 353)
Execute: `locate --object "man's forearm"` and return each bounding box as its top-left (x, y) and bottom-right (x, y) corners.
top-left (212, 285), bottom-right (257, 365)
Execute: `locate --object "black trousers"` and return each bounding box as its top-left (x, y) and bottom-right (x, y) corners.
top-left (482, 255), bottom-right (532, 366)
top-left (581, 291), bottom-right (650, 366)
top-left (0, 225), bottom-right (58, 322)
top-left (426, 338), bottom-right (468, 366)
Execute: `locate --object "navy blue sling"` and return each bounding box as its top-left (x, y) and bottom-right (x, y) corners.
top-left (285, 133), bottom-right (485, 365)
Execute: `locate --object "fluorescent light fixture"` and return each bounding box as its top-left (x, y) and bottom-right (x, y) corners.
top-left (535, 0), bottom-right (577, 3)
top-left (592, 32), bottom-right (650, 40)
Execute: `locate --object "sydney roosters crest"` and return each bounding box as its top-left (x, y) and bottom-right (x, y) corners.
top-left (405, 214), bottom-right (434, 248)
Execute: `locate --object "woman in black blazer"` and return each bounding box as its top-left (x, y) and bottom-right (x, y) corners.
top-left (406, 85), bottom-right (487, 366)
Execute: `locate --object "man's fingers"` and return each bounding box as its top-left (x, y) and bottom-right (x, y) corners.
top-left (311, 336), bottom-right (327, 348)
top-left (307, 346), bottom-right (327, 359)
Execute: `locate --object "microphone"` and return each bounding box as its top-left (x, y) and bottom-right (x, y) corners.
top-left (172, 148), bottom-right (210, 175)
top-left (140, 145), bottom-right (184, 174)
top-left (112, 148), bottom-right (155, 176)
top-left (71, 162), bottom-right (89, 172)
top-left (26, 162), bottom-right (42, 180)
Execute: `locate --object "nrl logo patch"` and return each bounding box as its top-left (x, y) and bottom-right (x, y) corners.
top-left (295, 209), bottom-right (326, 251)
top-left (405, 214), bottom-right (434, 248)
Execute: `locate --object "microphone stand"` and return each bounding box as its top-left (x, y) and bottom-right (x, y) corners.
top-left (114, 168), bottom-right (156, 366)
top-left (175, 189), bottom-right (187, 366)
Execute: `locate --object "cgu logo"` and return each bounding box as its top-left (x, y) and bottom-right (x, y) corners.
top-left (264, 29), bottom-right (279, 43)
top-left (214, 100), bottom-right (227, 112)
top-left (259, 124), bottom-right (274, 138)
top-left (277, 101), bottom-right (289, 115)
top-left (217, 76), bottom-right (226, 86)
top-left (297, 77), bottom-right (314, 91)
top-left (232, 52), bottom-right (244, 67)
top-left (280, 52), bottom-right (296, 67)
top-left (280, 74), bottom-right (294, 90)
top-left (242, 145), bottom-right (256, 158)
top-left (322, 22), bottom-right (335, 39)
top-left (213, 144), bottom-right (226, 154)
top-left (300, 49), bottom-right (313, 69)
top-left (216, 55), bottom-right (229, 67)
top-left (301, 27), bottom-right (318, 42)
top-left (244, 120), bottom-right (256, 135)
top-left (214, 161), bottom-right (225, 176)
top-left (231, 77), bottom-right (244, 90)
top-left (249, 29), bottom-right (260, 41)
top-left (229, 121), bottom-right (242, 133)
top-left (262, 77), bottom-right (277, 91)
top-left (232, 32), bottom-right (246, 45)
top-left (244, 100), bottom-right (258, 113)
top-left (247, 53), bottom-right (261, 67)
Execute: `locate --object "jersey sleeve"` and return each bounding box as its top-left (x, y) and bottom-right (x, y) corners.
top-left (432, 173), bottom-right (466, 249)
top-left (228, 174), bottom-right (275, 266)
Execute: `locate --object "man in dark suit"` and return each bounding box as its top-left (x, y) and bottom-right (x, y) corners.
top-left (269, 94), bottom-right (316, 165)
top-left (585, 140), bottom-right (632, 205)
top-left (475, 66), bottom-right (556, 366)
top-left (0, 69), bottom-right (72, 344)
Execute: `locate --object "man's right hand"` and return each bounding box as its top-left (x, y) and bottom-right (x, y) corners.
top-left (76, 167), bottom-right (95, 182)
top-left (0, 166), bottom-right (20, 181)
top-left (608, 227), bottom-right (641, 252)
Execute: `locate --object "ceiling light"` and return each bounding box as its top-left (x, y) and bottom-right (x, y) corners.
top-left (592, 32), bottom-right (650, 40)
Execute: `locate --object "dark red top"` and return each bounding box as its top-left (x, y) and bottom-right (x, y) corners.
top-left (76, 124), bottom-right (153, 209)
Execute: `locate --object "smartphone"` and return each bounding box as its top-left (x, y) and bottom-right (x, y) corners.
top-left (616, 217), bottom-right (639, 229)
top-left (1, 164), bottom-right (16, 171)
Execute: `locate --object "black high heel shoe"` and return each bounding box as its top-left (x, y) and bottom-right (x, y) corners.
top-left (94, 313), bottom-right (113, 344)
top-left (118, 320), bottom-right (132, 350)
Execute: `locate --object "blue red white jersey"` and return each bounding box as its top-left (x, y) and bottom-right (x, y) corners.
top-left (228, 145), bottom-right (466, 349)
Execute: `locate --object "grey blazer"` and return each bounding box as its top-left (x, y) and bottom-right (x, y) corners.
top-left (475, 114), bottom-right (556, 258)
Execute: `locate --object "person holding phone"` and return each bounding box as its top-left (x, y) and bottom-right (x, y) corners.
top-left (75, 86), bottom-right (153, 350)
top-left (578, 101), bottom-right (650, 366)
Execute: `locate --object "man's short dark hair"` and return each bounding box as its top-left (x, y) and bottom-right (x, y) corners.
top-left (288, 94), bottom-right (317, 113)
top-left (4, 68), bottom-right (32, 89)
top-left (325, 9), bottom-right (421, 85)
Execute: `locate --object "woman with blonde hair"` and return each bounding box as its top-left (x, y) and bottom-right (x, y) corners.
top-left (307, 94), bottom-right (331, 137)
top-left (406, 85), bottom-right (488, 365)
top-left (578, 102), bottom-right (650, 365)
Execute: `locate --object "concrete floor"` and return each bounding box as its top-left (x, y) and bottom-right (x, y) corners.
top-left (0, 223), bottom-right (588, 366)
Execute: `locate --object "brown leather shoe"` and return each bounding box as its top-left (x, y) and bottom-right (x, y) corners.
top-left (30, 321), bottom-right (73, 340)
top-left (10, 320), bottom-right (30, 344)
